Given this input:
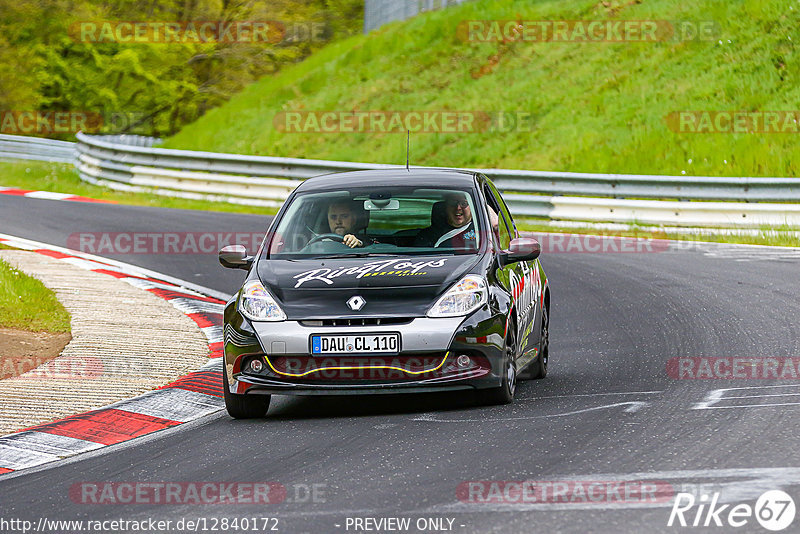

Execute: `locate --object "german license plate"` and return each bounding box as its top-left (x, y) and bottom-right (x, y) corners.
top-left (311, 334), bottom-right (399, 354)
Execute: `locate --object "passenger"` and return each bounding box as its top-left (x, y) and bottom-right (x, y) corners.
top-left (414, 193), bottom-right (477, 249)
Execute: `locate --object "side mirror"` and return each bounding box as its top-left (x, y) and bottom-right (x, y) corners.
top-left (219, 245), bottom-right (254, 270)
top-left (505, 238), bottom-right (541, 263)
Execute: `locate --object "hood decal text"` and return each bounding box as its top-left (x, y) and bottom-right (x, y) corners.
top-left (293, 258), bottom-right (448, 288)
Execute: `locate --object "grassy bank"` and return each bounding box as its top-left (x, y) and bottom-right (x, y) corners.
top-left (164, 0), bottom-right (800, 178)
top-left (0, 257), bottom-right (70, 332)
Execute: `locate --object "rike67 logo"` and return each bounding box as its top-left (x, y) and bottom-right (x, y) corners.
top-left (668, 490), bottom-right (796, 531)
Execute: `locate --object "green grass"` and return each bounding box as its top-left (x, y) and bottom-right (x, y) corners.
top-left (8, 0), bottom-right (800, 247)
top-left (163, 0), bottom-right (800, 178)
top-left (0, 161), bottom-right (274, 215)
top-left (0, 258), bottom-right (71, 332)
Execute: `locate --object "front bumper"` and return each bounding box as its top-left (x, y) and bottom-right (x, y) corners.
top-left (251, 316), bottom-right (466, 354)
top-left (224, 312), bottom-right (507, 396)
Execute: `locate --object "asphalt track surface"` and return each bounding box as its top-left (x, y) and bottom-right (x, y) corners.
top-left (2, 195), bottom-right (800, 533)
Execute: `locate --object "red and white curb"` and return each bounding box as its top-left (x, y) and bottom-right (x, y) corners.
top-left (0, 186), bottom-right (114, 204)
top-left (0, 233), bottom-right (230, 475)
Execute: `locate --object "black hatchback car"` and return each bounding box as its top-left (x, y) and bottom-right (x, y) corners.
top-left (219, 169), bottom-right (549, 418)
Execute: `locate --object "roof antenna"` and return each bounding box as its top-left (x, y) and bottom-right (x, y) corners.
top-left (406, 130), bottom-right (410, 172)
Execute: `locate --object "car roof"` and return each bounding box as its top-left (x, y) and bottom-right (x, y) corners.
top-left (296, 168), bottom-right (479, 192)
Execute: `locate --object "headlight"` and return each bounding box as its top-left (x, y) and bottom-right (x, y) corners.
top-left (239, 280), bottom-right (286, 322)
top-left (427, 275), bottom-right (488, 318)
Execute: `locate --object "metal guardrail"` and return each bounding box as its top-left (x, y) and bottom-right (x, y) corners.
top-left (2, 132), bottom-right (800, 228)
top-left (74, 132), bottom-right (389, 208)
top-left (0, 134), bottom-right (76, 163)
top-left (87, 134), bottom-right (161, 148)
top-left (489, 169), bottom-right (800, 203)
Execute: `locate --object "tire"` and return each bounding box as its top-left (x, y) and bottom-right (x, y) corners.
top-left (528, 305), bottom-right (549, 380)
top-left (478, 330), bottom-right (517, 406)
top-left (222, 362), bottom-right (271, 419)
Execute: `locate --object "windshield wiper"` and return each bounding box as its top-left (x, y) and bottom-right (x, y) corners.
top-left (313, 252), bottom-right (399, 259)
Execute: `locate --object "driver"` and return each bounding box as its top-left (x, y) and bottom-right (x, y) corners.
top-left (414, 192), bottom-right (477, 249)
top-left (326, 200), bottom-right (369, 248)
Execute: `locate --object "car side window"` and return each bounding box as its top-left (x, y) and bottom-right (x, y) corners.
top-left (482, 183), bottom-right (512, 250)
top-left (486, 179), bottom-right (517, 250)
top-left (487, 180), bottom-right (517, 241)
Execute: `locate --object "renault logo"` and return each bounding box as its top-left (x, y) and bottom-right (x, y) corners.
top-left (347, 296), bottom-right (366, 311)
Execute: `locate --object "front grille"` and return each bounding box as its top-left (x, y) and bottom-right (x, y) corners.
top-left (300, 317), bottom-right (414, 327)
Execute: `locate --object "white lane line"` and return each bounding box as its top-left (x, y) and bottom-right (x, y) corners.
top-left (519, 390), bottom-right (663, 401)
top-left (705, 384), bottom-right (800, 392)
top-left (701, 247), bottom-right (800, 262)
top-left (724, 393), bottom-right (800, 399)
top-left (693, 384), bottom-right (800, 410)
top-left (413, 402), bottom-right (649, 423)
top-left (695, 402), bottom-right (800, 410)
top-left (111, 388), bottom-right (224, 422)
top-left (692, 389), bottom-right (726, 410)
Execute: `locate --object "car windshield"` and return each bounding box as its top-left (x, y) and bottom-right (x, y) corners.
top-left (266, 186), bottom-right (484, 259)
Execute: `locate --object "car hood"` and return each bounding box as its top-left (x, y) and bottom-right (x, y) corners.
top-left (257, 255), bottom-right (481, 319)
